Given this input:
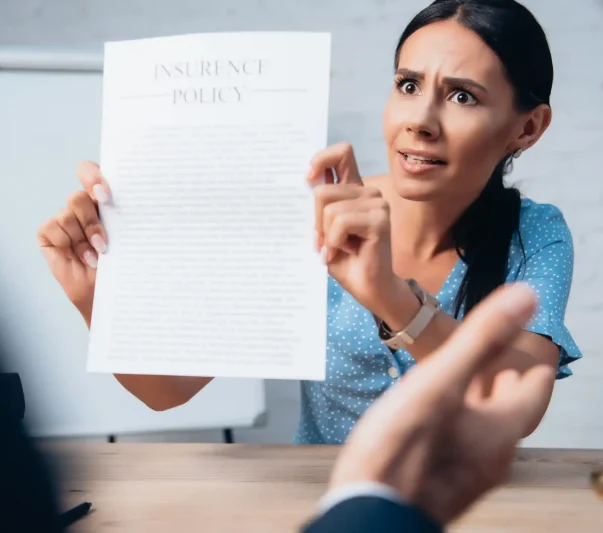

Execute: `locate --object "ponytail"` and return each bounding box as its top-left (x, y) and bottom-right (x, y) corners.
top-left (451, 156), bottom-right (525, 318)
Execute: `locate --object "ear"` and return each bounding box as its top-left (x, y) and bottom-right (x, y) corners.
top-left (511, 104), bottom-right (552, 154)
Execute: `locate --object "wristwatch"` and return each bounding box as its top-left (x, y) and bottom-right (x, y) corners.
top-left (374, 279), bottom-right (440, 351)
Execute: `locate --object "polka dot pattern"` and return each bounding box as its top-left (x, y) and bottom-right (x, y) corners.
top-left (293, 198), bottom-right (582, 445)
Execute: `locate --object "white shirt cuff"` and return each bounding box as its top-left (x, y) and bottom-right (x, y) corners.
top-left (319, 482), bottom-right (404, 514)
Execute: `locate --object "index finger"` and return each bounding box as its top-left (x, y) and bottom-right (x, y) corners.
top-left (307, 142), bottom-right (362, 186)
top-left (76, 160), bottom-right (111, 205)
top-left (426, 283), bottom-right (538, 398)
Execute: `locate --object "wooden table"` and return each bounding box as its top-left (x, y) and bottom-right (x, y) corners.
top-left (46, 443), bottom-right (603, 532)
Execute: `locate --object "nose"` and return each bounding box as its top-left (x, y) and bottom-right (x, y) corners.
top-left (405, 102), bottom-right (441, 140)
top-left (407, 121), bottom-right (438, 139)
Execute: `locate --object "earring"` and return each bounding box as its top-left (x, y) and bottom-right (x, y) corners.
top-left (513, 148), bottom-right (523, 159)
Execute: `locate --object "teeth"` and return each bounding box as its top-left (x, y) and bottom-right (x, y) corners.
top-left (405, 154), bottom-right (439, 164)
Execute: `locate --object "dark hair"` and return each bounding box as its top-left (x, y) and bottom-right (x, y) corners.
top-left (394, 0), bottom-right (553, 317)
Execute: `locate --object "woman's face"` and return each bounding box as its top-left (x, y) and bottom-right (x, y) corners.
top-left (383, 20), bottom-right (526, 204)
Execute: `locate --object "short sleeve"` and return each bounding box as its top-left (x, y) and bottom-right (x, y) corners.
top-left (518, 203), bottom-right (582, 379)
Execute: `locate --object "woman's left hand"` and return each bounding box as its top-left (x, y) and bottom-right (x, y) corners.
top-left (308, 143), bottom-right (405, 320)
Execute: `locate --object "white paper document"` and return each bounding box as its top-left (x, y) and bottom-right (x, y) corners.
top-left (87, 32), bottom-right (331, 380)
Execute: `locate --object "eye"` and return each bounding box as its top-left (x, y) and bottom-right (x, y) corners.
top-left (395, 78), bottom-right (421, 95)
top-left (450, 89), bottom-right (477, 106)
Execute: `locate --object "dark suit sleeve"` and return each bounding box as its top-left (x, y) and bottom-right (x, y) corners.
top-left (301, 496), bottom-right (442, 533)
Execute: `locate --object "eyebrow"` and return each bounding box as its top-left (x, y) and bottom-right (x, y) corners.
top-left (395, 68), bottom-right (488, 94)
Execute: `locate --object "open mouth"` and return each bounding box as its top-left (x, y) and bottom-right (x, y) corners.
top-left (401, 153), bottom-right (446, 165)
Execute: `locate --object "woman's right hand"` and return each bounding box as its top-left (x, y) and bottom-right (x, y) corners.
top-left (37, 161), bottom-right (111, 324)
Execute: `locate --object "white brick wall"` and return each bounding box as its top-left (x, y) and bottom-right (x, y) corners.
top-left (1, 0), bottom-right (602, 447)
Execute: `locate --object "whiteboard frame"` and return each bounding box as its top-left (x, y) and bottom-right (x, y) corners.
top-left (0, 46), bottom-right (103, 72)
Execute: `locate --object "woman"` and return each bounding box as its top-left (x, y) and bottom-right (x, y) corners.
top-left (37, 0), bottom-right (581, 445)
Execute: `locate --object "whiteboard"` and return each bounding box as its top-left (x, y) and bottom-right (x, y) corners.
top-left (0, 46), bottom-right (266, 438)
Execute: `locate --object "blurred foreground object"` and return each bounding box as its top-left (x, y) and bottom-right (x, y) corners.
top-left (591, 470), bottom-right (603, 498)
top-left (0, 373), bottom-right (25, 423)
top-left (0, 363), bottom-right (63, 532)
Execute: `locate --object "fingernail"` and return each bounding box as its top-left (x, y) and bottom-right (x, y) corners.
top-left (321, 247), bottom-right (336, 263)
top-left (83, 250), bottom-right (98, 269)
top-left (93, 184), bottom-right (109, 204)
top-left (319, 246), bottom-right (328, 263)
top-left (314, 230), bottom-right (321, 252)
top-left (310, 172), bottom-right (326, 190)
top-left (307, 167), bottom-right (316, 188)
top-left (90, 234), bottom-right (106, 254)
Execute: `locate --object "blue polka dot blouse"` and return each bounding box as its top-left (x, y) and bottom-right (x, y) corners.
top-left (294, 198), bottom-right (582, 445)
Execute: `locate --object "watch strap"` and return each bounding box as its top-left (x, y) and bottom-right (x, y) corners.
top-left (375, 279), bottom-right (440, 350)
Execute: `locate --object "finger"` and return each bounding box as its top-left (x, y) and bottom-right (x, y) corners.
top-left (55, 208), bottom-right (98, 269)
top-left (309, 168), bottom-right (335, 191)
top-left (307, 142), bottom-right (362, 186)
top-left (489, 368), bottom-right (522, 399)
top-left (342, 371), bottom-right (438, 460)
top-left (314, 184), bottom-right (379, 251)
top-left (454, 410), bottom-right (518, 486)
top-left (67, 191), bottom-right (108, 255)
top-left (37, 219), bottom-right (75, 260)
top-left (76, 160), bottom-right (111, 205)
top-left (322, 196), bottom-right (385, 234)
top-left (425, 283), bottom-right (538, 399)
top-left (485, 364), bottom-right (555, 439)
top-left (323, 199), bottom-right (389, 260)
